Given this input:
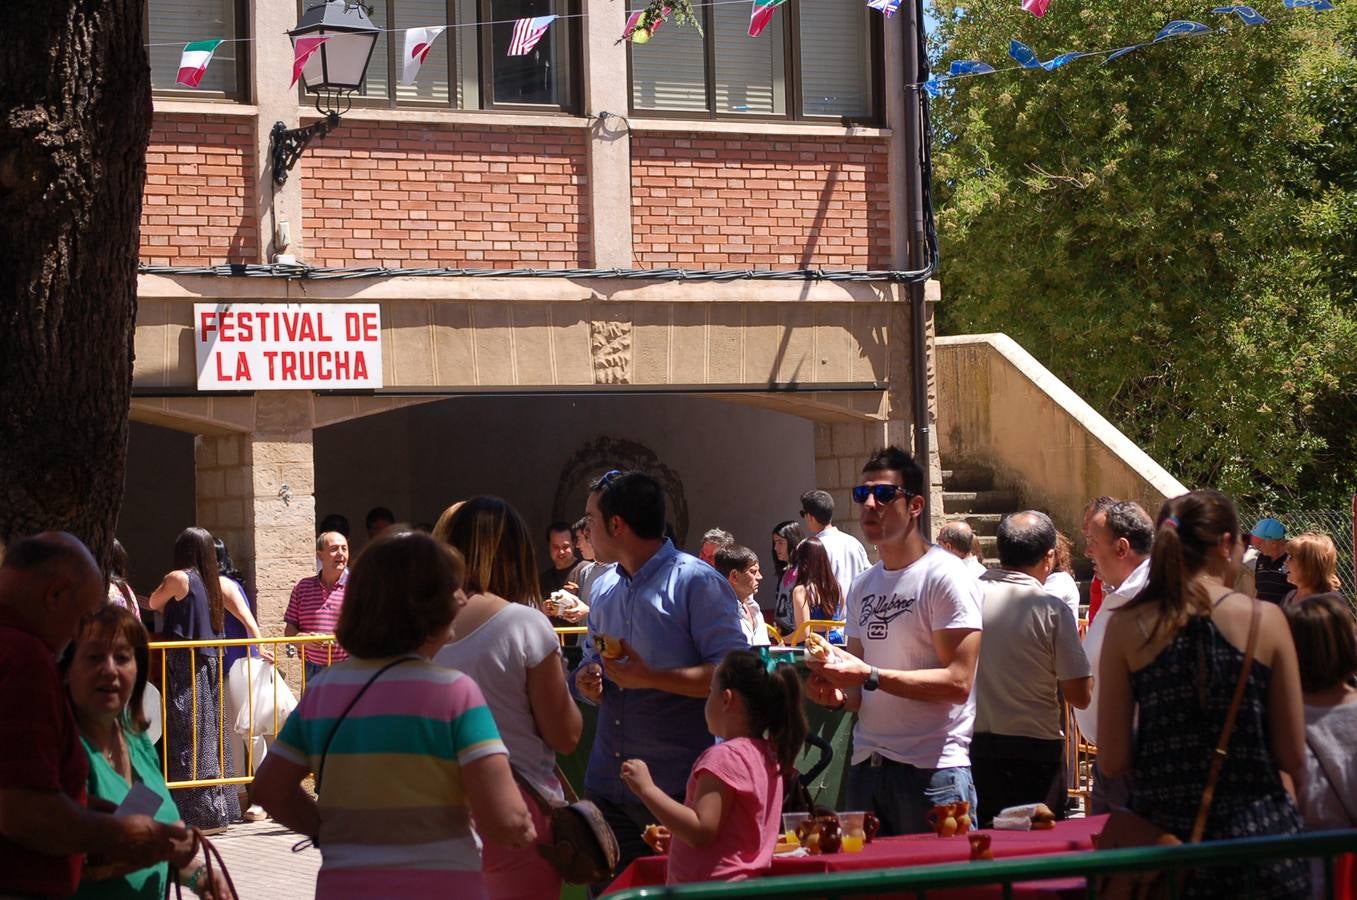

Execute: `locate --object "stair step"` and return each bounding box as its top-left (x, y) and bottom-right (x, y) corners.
top-left (943, 490), bottom-right (1020, 514)
top-left (960, 513), bottom-right (1003, 536)
top-left (940, 467), bottom-right (995, 492)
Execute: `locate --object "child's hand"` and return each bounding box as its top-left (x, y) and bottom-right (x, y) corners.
top-left (642, 824), bottom-right (672, 854)
top-left (620, 758), bottom-right (654, 796)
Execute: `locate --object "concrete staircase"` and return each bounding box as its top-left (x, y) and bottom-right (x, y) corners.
top-left (940, 460), bottom-right (1094, 604)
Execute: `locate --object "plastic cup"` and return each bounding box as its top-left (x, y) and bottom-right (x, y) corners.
top-left (839, 811), bottom-right (868, 852)
top-left (782, 812), bottom-right (810, 845)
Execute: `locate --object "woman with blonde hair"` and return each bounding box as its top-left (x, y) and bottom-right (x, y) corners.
top-left (1099, 490), bottom-right (1309, 898)
top-left (1284, 532), bottom-right (1343, 606)
top-left (434, 497), bottom-right (582, 900)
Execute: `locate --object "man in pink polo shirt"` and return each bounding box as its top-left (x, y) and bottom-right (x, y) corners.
top-left (285, 531), bottom-right (349, 682)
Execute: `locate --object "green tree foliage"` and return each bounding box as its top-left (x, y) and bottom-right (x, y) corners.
top-left (930, 0), bottom-right (1357, 505)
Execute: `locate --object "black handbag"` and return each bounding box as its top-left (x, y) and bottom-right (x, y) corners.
top-left (514, 767), bottom-right (620, 885)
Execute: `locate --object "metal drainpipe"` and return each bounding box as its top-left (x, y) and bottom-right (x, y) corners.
top-left (902, 0), bottom-right (933, 539)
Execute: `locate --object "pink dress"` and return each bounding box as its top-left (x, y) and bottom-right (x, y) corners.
top-left (666, 737), bottom-right (782, 884)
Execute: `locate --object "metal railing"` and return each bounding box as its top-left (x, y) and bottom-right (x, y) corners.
top-left (149, 634), bottom-right (340, 789)
top-left (608, 829), bottom-right (1357, 899)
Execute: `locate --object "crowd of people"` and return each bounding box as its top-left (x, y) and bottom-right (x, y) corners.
top-left (2, 446), bottom-right (1354, 900)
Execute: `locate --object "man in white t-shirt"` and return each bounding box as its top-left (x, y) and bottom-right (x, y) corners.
top-left (806, 447), bottom-right (984, 836)
top-left (1075, 499), bottom-right (1152, 814)
top-left (800, 489), bottom-right (871, 602)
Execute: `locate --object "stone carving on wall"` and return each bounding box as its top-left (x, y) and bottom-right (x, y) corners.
top-left (590, 319), bottom-right (632, 385)
top-left (552, 436), bottom-right (690, 547)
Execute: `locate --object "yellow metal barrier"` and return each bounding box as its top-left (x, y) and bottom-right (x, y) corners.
top-left (148, 634), bottom-right (340, 790)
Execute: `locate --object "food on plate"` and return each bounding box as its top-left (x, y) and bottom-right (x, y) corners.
top-left (595, 633), bottom-right (625, 659)
top-left (804, 631), bottom-right (834, 662)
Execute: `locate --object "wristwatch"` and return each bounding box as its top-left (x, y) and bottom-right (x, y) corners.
top-left (863, 666), bottom-right (880, 692)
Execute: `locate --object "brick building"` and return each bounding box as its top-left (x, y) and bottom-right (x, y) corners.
top-left (126, 0), bottom-right (941, 629)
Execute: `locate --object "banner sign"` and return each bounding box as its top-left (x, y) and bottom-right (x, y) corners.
top-left (194, 303), bottom-right (383, 391)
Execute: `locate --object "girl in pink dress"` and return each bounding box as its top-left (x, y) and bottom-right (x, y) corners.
top-left (620, 649), bottom-right (808, 884)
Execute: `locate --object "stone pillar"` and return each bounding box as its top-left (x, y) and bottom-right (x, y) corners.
top-left (252, 1), bottom-right (306, 261)
top-left (196, 393), bottom-right (317, 637)
top-left (582, 0), bottom-right (634, 266)
top-left (813, 420), bottom-right (886, 562)
top-left (247, 393), bottom-right (318, 635)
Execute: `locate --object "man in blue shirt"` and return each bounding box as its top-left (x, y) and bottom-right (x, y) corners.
top-left (572, 470), bottom-right (748, 892)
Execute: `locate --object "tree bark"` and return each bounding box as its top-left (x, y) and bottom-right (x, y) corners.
top-left (0, 2), bottom-right (152, 569)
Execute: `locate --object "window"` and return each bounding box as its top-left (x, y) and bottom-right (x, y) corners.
top-left (630, 0), bottom-right (878, 122)
top-left (358, 0), bottom-right (578, 112)
top-left (146, 0), bottom-right (249, 99)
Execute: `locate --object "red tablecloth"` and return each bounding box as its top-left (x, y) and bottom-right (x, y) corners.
top-left (604, 815), bottom-right (1107, 898)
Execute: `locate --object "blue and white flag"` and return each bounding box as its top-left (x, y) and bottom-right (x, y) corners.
top-left (1211, 5), bottom-right (1268, 24)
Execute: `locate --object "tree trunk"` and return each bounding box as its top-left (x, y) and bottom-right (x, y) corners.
top-left (0, 3), bottom-right (151, 569)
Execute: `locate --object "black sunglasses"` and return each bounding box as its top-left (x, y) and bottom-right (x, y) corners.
top-left (852, 484), bottom-right (910, 505)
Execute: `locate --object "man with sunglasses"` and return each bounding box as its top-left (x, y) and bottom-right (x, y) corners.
top-left (799, 489), bottom-right (871, 603)
top-left (805, 447), bottom-right (984, 836)
top-left (570, 469), bottom-right (749, 892)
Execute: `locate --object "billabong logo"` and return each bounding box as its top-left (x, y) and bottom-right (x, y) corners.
top-left (859, 592), bottom-right (917, 639)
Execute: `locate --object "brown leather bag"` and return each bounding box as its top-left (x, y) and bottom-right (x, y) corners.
top-left (514, 767), bottom-right (621, 885)
top-left (1093, 599), bottom-right (1261, 900)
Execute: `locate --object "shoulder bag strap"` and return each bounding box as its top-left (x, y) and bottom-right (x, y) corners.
top-left (1306, 731), bottom-right (1357, 826)
top-left (315, 656), bottom-right (416, 793)
top-left (1188, 597), bottom-right (1261, 843)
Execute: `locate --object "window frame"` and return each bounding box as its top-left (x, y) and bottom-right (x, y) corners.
top-left (339, 0), bottom-right (582, 114)
top-left (626, 0), bottom-right (883, 125)
top-left (145, 0), bottom-right (252, 102)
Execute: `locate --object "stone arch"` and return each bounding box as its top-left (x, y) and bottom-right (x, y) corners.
top-left (551, 436), bottom-right (691, 546)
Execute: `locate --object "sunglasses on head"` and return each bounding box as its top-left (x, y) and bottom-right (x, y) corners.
top-left (596, 469), bottom-right (623, 491)
top-left (852, 484), bottom-right (910, 505)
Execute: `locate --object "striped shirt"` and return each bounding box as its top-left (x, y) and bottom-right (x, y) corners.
top-left (272, 657), bottom-right (507, 899)
top-left (284, 571), bottom-right (349, 665)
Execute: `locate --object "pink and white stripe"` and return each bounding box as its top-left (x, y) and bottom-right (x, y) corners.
top-left (507, 15), bottom-right (557, 56)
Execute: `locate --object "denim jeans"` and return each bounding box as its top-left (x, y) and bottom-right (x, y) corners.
top-left (845, 754), bottom-right (978, 836)
top-left (303, 660), bottom-right (327, 684)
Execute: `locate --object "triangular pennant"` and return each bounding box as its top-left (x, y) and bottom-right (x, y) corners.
top-left (867, 0), bottom-right (902, 17)
top-left (923, 77), bottom-right (944, 97)
top-left (401, 27), bottom-right (447, 84)
top-left (949, 60), bottom-right (995, 76)
top-left (1008, 40), bottom-right (1041, 69)
top-left (290, 36), bottom-right (330, 88)
top-left (622, 5), bottom-right (673, 43)
top-left (1022, 0), bottom-right (1050, 17)
top-left (1041, 51), bottom-right (1082, 70)
top-left (1153, 20), bottom-right (1211, 42)
top-left (1211, 5), bottom-right (1268, 24)
top-left (1285, 0), bottom-right (1334, 9)
top-left (176, 39), bottom-right (224, 88)
top-left (749, 0), bottom-right (788, 38)
top-left (508, 15), bottom-right (558, 56)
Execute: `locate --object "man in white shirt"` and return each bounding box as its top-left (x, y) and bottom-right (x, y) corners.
top-left (806, 448), bottom-right (984, 835)
top-left (937, 520), bottom-right (987, 578)
top-left (1074, 499), bottom-right (1153, 813)
top-left (973, 511), bottom-right (1092, 826)
top-left (800, 489), bottom-right (871, 602)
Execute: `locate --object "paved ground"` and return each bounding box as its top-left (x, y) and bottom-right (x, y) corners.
top-left (211, 819), bottom-right (320, 897)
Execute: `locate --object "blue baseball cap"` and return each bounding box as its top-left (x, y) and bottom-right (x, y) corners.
top-left (1251, 518), bottom-right (1285, 541)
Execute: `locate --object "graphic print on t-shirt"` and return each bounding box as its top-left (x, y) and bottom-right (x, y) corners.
top-left (859, 591), bottom-right (918, 640)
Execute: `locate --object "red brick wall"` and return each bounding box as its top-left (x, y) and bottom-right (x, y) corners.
top-left (632, 135), bottom-right (892, 269)
top-left (141, 115), bottom-right (257, 266)
top-left (301, 125), bottom-right (589, 267)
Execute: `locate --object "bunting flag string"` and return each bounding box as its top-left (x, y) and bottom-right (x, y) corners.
top-left (508, 15), bottom-right (558, 55)
top-left (175, 39), bottom-right (224, 88)
top-left (922, 0), bottom-right (1334, 97)
top-left (401, 26), bottom-right (447, 83)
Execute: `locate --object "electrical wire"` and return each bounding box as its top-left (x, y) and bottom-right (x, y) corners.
top-left (137, 263), bottom-right (934, 283)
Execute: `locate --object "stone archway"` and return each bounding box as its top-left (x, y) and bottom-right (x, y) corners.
top-left (551, 435), bottom-right (691, 546)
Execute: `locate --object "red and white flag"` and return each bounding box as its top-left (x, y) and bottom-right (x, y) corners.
top-left (176, 39), bottom-right (224, 88)
top-left (621, 5), bottom-right (672, 42)
top-left (290, 36), bottom-right (330, 87)
top-left (401, 26), bottom-right (448, 83)
top-left (507, 15), bottom-right (557, 56)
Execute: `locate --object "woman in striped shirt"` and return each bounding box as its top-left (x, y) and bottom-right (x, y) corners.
top-left (253, 531), bottom-right (535, 899)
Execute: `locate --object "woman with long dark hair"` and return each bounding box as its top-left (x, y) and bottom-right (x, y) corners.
top-left (770, 520), bottom-right (805, 637)
top-left (790, 537), bottom-right (845, 645)
top-left (146, 527), bottom-right (237, 831)
top-left (434, 497), bottom-right (582, 900)
top-left (1099, 490), bottom-right (1309, 898)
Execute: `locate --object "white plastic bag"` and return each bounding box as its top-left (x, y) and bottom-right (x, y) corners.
top-left (234, 659), bottom-right (297, 738)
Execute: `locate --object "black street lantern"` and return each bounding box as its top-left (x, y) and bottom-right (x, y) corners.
top-left (269, 1), bottom-right (380, 186)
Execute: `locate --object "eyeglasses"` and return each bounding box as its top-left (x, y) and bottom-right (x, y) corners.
top-left (852, 484), bottom-right (910, 505)
top-left (595, 469), bottom-right (623, 492)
